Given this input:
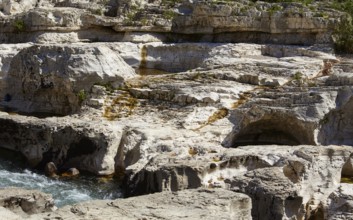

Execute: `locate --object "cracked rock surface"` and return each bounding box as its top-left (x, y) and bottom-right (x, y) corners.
top-left (0, 0), bottom-right (353, 219)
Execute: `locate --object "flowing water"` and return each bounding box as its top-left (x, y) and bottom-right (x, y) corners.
top-left (0, 157), bottom-right (123, 207)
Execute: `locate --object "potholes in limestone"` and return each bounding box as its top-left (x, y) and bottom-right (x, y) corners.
top-left (202, 155), bottom-right (272, 189)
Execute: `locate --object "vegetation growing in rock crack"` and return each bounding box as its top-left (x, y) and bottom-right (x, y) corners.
top-left (14, 20), bottom-right (25, 32)
top-left (333, 13), bottom-right (353, 53)
top-left (327, 0), bottom-right (353, 53)
top-left (77, 89), bottom-right (87, 104)
top-left (267, 5), bottom-right (283, 16)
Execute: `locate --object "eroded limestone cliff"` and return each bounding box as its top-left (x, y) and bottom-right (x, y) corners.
top-left (0, 0), bottom-right (352, 219)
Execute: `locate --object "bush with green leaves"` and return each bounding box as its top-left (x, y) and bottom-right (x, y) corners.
top-left (333, 15), bottom-right (353, 53)
top-left (14, 20), bottom-right (25, 32)
top-left (77, 89), bottom-right (87, 104)
top-left (330, 0), bottom-right (353, 53)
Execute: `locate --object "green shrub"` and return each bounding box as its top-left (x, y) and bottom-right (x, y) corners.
top-left (14, 20), bottom-right (25, 32)
top-left (163, 10), bottom-right (176, 20)
top-left (333, 15), bottom-right (353, 53)
top-left (141, 18), bottom-right (149, 26)
top-left (123, 12), bottom-right (136, 25)
top-left (293, 71), bottom-right (303, 81)
top-left (77, 89), bottom-right (87, 104)
top-left (92, 8), bottom-right (104, 16)
top-left (267, 5), bottom-right (283, 16)
top-left (330, 0), bottom-right (353, 53)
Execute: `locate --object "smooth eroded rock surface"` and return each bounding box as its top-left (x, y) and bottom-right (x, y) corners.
top-left (30, 189), bottom-right (252, 220)
top-left (0, 0), bottom-right (352, 219)
top-left (1, 44), bottom-right (135, 115)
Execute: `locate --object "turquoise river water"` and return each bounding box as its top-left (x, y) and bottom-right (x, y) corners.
top-left (0, 157), bottom-right (122, 207)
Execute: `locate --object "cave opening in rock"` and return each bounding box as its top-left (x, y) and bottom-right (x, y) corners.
top-left (233, 129), bottom-right (301, 147)
top-left (67, 137), bottom-right (97, 159)
top-left (231, 117), bottom-right (314, 147)
top-left (0, 147), bottom-right (27, 168)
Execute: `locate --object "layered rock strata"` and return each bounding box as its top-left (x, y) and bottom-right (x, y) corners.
top-left (0, 0), bottom-right (343, 44)
top-left (0, 0), bottom-right (352, 220)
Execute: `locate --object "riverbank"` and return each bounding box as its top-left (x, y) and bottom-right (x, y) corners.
top-left (0, 156), bottom-right (123, 207)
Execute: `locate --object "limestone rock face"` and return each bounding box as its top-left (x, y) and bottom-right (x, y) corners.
top-left (30, 189), bottom-right (252, 220)
top-left (326, 183), bottom-right (353, 220)
top-left (124, 145), bottom-right (353, 220)
top-left (124, 154), bottom-right (205, 196)
top-left (318, 69), bottom-right (353, 146)
top-left (0, 43), bottom-right (31, 98)
top-left (223, 146), bottom-right (352, 220)
top-left (0, 187), bottom-right (56, 217)
top-left (173, 2), bottom-right (337, 38)
top-left (0, 1), bottom-right (353, 219)
top-left (0, 0), bottom-right (343, 45)
top-left (0, 0), bottom-right (37, 15)
top-left (2, 44), bottom-right (135, 115)
top-left (0, 115), bottom-right (124, 175)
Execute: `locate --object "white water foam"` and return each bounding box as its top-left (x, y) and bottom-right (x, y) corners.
top-left (0, 159), bottom-right (122, 207)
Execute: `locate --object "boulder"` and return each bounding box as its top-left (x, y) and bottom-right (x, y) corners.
top-left (44, 162), bottom-right (58, 177)
top-left (62, 168), bottom-right (80, 177)
top-left (1, 44), bottom-right (135, 115)
top-left (0, 187), bottom-right (56, 217)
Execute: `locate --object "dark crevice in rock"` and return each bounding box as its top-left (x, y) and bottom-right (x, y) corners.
top-left (167, 32), bottom-right (322, 45)
top-left (124, 165), bottom-right (202, 197)
top-left (0, 28), bottom-right (126, 44)
top-left (341, 157), bottom-right (353, 184)
top-left (0, 106), bottom-right (65, 118)
top-left (0, 31), bottom-right (329, 45)
top-left (233, 129), bottom-right (301, 147)
top-left (0, 147), bottom-right (27, 168)
top-left (307, 203), bottom-right (325, 220)
top-left (66, 137), bottom-right (97, 160)
top-left (284, 196), bottom-right (304, 218)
